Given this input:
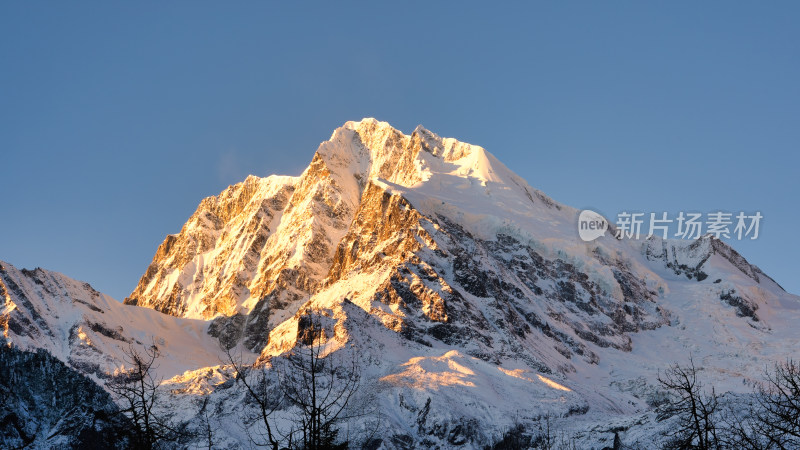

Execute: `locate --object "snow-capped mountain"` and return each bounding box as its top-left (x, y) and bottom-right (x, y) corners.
top-left (4, 119), bottom-right (799, 448)
top-left (0, 261), bottom-right (226, 381)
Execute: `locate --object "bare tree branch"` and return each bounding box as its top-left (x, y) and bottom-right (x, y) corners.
top-left (657, 356), bottom-right (719, 449)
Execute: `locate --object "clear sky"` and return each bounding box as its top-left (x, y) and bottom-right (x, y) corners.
top-left (2, 2), bottom-right (798, 299)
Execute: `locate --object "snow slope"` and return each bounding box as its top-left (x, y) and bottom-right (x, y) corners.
top-left (1, 261), bottom-right (229, 382)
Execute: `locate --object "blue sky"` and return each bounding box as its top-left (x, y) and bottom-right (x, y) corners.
top-left (1, 2), bottom-right (798, 299)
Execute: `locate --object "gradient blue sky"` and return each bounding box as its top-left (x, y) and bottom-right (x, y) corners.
top-left (2, 2), bottom-right (798, 299)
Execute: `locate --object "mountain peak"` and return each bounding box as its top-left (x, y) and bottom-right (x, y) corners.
top-left (124, 119), bottom-right (566, 323)
top-left (321, 118), bottom-right (503, 188)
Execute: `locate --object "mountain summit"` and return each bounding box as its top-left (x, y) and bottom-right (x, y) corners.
top-left (124, 119), bottom-right (567, 348)
top-left (5, 119), bottom-right (799, 448)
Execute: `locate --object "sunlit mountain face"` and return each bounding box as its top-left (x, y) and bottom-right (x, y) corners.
top-left (3, 119), bottom-right (799, 449)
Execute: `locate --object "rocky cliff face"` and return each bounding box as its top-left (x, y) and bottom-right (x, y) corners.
top-left (125, 175), bottom-right (297, 318)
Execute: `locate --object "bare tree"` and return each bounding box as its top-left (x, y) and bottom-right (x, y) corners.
top-left (223, 310), bottom-right (374, 450)
top-left (488, 415), bottom-right (580, 450)
top-left (722, 360), bottom-right (800, 449)
top-left (108, 342), bottom-right (180, 449)
top-left (488, 422), bottom-right (531, 450)
top-left (277, 312), bottom-right (362, 450)
top-left (720, 402), bottom-right (768, 450)
top-left (754, 360), bottom-right (800, 448)
top-left (537, 414), bottom-right (580, 450)
top-left (224, 346), bottom-right (281, 450)
top-left (538, 414), bottom-right (556, 450)
top-left (200, 397), bottom-right (215, 450)
top-left (657, 357), bottom-right (720, 449)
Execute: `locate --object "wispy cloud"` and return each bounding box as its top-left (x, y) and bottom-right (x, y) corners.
top-left (217, 149), bottom-right (247, 184)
